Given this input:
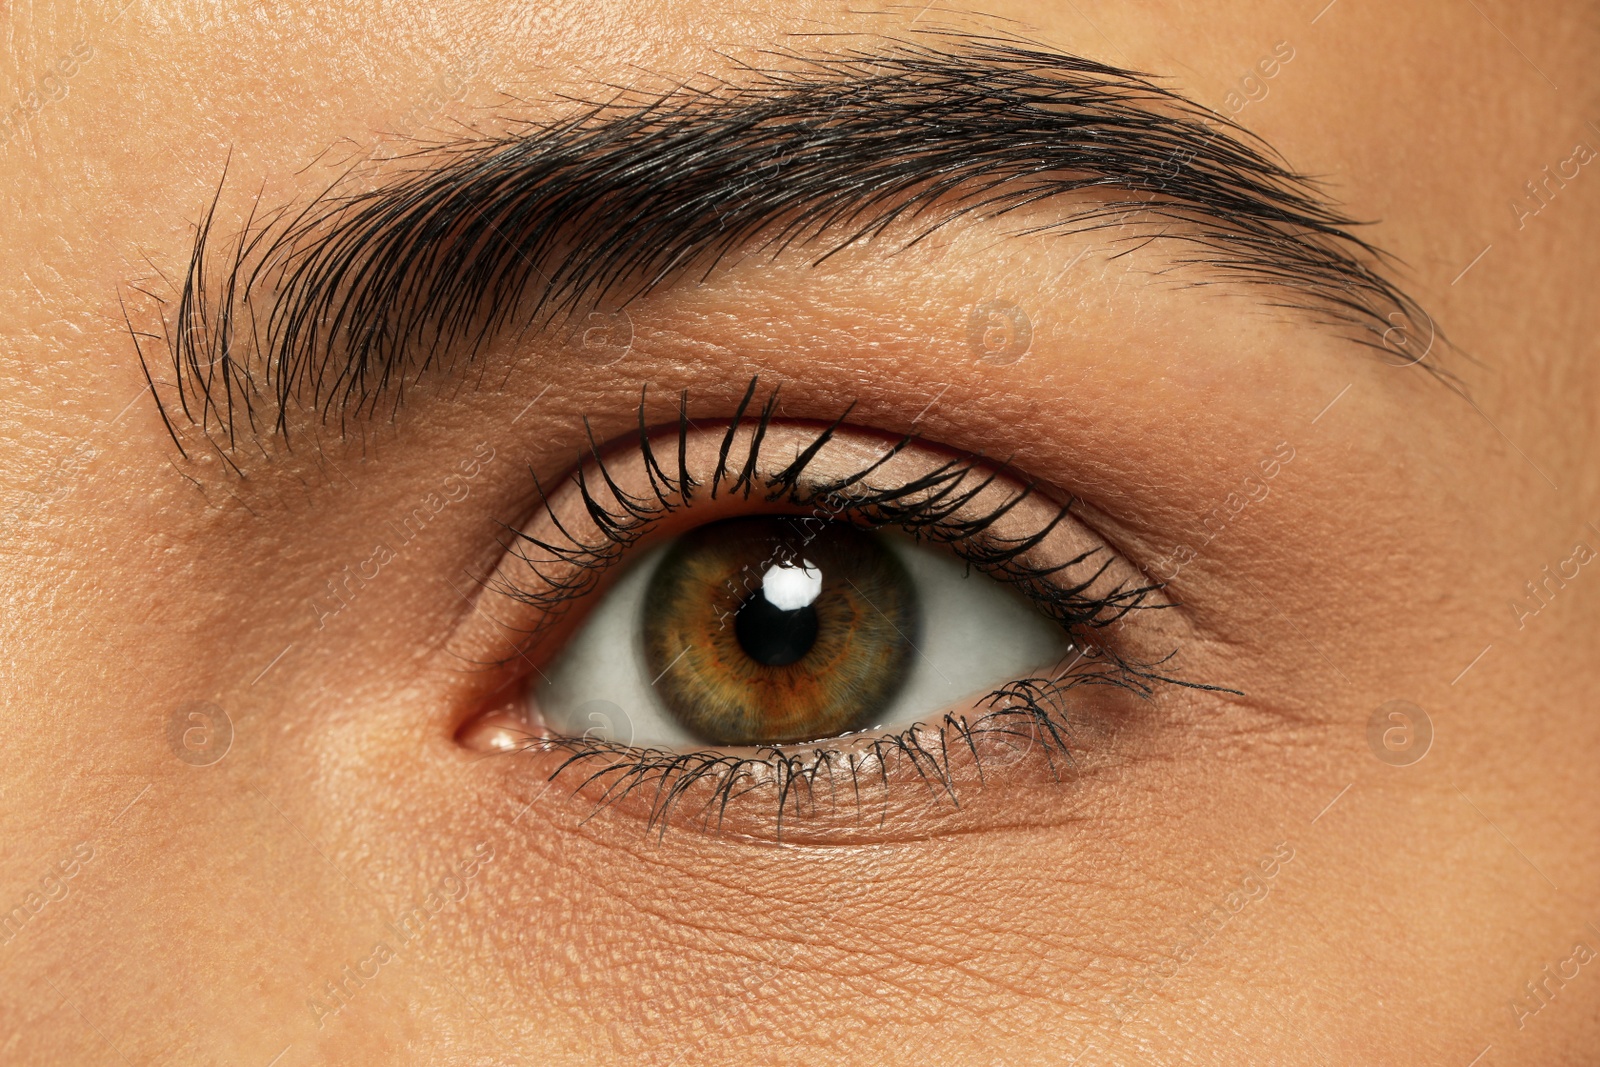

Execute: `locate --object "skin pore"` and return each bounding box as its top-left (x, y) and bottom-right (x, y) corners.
top-left (2, 1), bottom-right (1599, 1064)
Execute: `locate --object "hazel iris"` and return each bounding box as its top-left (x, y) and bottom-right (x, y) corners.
top-left (641, 517), bottom-right (919, 745)
top-left (734, 559), bottom-right (822, 666)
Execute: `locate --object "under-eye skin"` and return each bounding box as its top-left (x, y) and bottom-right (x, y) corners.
top-left (457, 383), bottom-right (1223, 834)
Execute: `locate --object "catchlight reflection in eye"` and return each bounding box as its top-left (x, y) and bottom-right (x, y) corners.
top-left (646, 518), bottom-right (918, 744)
top-left (534, 517), bottom-right (1072, 749)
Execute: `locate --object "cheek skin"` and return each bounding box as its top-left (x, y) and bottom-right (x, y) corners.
top-left (0, 0), bottom-right (1597, 1064)
top-left (4, 209), bottom-right (1576, 1067)
top-left (337, 750), bottom-right (1231, 1062)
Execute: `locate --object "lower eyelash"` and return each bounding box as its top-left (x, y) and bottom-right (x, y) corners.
top-left (483, 377), bottom-right (1236, 830)
top-left (512, 651), bottom-right (1232, 836)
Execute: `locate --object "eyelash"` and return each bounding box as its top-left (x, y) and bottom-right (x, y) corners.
top-left (483, 379), bottom-right (1220, 832)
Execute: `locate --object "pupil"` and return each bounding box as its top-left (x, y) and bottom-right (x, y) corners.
top-left (640, 516), bottom-right (918, 746)
top-left (735, 590), bottom-right (820, 667)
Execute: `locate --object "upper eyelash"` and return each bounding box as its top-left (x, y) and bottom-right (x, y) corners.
top-left (484, 378), bottom-right (1233, 832)
top-left (494, 377), bottom-right (1160, 642)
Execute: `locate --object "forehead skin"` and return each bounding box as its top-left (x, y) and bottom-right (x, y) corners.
top-left (3, 1), bottom-right (1599, 1066)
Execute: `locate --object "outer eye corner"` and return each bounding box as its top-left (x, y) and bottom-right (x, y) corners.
top-left (458, 412), bottom-right (1172, 831)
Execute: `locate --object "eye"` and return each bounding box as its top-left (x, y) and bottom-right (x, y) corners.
top-left (454, 383), bottom-right (1199, 833)
top-left (536, 516), bottom-right (1071, 748)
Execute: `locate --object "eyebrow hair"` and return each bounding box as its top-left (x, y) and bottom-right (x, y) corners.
top-left (140, 32), bottom-right (1433, 453)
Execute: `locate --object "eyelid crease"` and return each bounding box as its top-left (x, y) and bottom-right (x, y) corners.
top-left (475, 382), bottom-right (1161, 665)
top-left (450, 382), bottom-right (1239, 838)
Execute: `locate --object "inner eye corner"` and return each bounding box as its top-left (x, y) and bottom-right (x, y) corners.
top-left (479, 688), bottom-right (1103, 841)
top-left (452, 409), bottom-right (1169, 826)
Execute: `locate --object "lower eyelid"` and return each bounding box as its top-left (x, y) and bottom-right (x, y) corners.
top-left (466, 669), bottom-right (1137, 844)
top-left (441, 402), bottom-right (1210, 836)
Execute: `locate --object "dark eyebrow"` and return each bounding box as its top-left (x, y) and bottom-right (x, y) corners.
top-left (141, 32), bottom-right (1433, 452)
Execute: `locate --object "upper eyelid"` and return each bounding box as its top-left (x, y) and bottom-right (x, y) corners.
top-left (136, 32), bottom-right (1434, 457)
top-left (458, 392), bottom-right (1164, 681)
top-left (452, 398), bottom-right (1233, 834)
